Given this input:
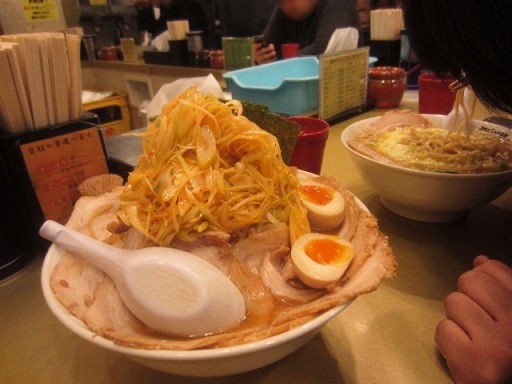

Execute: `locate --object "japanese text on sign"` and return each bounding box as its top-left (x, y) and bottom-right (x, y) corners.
top-left (319, 48), bottom-right (369, 120)
top-left (22, 0), bottom-right (60, 22)
top-left (20, 127), bottom-right (109, 223)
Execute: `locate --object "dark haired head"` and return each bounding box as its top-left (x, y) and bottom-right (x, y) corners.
top-left (401, 0), bottom-right (512, 114)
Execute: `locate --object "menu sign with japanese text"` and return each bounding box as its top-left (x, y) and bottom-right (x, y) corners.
top-left (22, 0), bottom-right (60, 22)
top-left (20, 127), bottom-right (109, 223)
top-left (319, 48), bottom-right (369, 120)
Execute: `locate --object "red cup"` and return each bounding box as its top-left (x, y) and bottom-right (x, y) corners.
top-left (281, 43), bottom-right (299, 59)
top-left (418, 73), bottom-right (457, 114)
top-left (287, 117), bottom-right (330, 174)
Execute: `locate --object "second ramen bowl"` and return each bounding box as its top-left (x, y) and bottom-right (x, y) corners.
top-left (341, 115), bottom-right (512, 222)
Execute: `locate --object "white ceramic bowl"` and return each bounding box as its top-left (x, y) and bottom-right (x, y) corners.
top-left (341, 115), bottom-right (512, 222)
top-left (41, 244), bottom-right (350, 377)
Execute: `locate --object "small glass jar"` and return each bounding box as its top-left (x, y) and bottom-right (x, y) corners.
top-left (367, 66), bottom-right (406, 108)
top-left (186, 31), bottom-right (204, 53)
top-left (99, 46), bottom-right (118, 61)
top-left (197, 50), bottom-right (210, 68)
top-left (210, 50), bottom-right (224, 69)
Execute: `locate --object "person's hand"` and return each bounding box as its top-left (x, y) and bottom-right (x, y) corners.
top-left (436, 256), bottom-right (512, 384)
top-left (254, 43), bottom-right (277, 65)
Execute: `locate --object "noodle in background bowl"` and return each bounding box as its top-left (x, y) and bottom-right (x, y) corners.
top-left (41, 182), bottom-right (365, 377)
top-left (341, 115), bottom-right (512, 222)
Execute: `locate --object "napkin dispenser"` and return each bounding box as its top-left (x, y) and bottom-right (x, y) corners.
top-left (369, 9), bottom-right (403, 66)
top-left (0, 113), bottom-right (109, 278)
top-left (143, 40), bottom-right (189, 66)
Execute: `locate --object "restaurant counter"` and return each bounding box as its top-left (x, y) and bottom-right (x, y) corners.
top-left (82, 60), bottom-right (225, 83)
top-left (81, 60), bottom-right (227, 131)
top-left (1, 97), bottom-right (511, 384)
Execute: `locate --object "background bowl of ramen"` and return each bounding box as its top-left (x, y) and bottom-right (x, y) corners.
top-left (42, 242), bottom-right (352, 377)
top-left (341, 115), bottom-right (512, 222)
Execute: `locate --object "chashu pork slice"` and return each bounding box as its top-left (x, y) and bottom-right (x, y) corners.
top-left (49, 178), bottom-right (397, 350)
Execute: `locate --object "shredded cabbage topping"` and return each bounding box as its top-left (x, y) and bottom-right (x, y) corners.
top-left (118, 88), bottom-right (309, 246)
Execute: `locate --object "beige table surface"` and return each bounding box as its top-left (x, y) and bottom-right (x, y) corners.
top-left (1, 95), bottom-right (511, 384)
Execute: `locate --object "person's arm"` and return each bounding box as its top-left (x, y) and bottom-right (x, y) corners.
top-left (299, 0), bottom-right (359, 55)
top-left (263, 6), bottom-right (283, 52)
top-left (254, 6), bottom-right (281, 64)
top-left (135, 6), bottom-right (153, 34)
top-left (436, 256), bottom-right (512, 384)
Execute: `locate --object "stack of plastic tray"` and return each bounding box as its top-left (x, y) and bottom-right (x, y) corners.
top-left (224, 56), bottom-right (378, 116)
top-left (223, 57), bottom-right (320, 116)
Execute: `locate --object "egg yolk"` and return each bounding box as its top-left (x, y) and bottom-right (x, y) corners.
top-left (299, 185), bottom-right (334, 205)
top-left (304, 238), bottom-right (347, 265)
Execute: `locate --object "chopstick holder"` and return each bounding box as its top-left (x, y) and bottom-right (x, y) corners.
top-left (48, 33), bottom-right (71, 124)
top-left (370, 9), bottom-right (404, 40)
top-left (167, 20), bottom-right (189, 41)
top-left (0, 48), bottom-right (27, 133)
top-left (1, 42), bottom-right (33, 130)
top-left (38, 36), bottom-right (57, 127)
top-left (66, 34), bottom-right (83, 121)
top-left (0, 32), bottom-right (82, 133)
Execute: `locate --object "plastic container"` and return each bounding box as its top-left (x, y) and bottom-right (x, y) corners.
top-left (418, 73), bottom-right (457, 114)
top-left (367, 66), bottom-right (406, 108)
top-left (223, 57), bottom-right (319, 116)
top-left (287, 117), bottom-right (330, 174)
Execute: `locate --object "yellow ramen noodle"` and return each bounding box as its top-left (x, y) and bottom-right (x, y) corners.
top-left (118, 88), bottom-right (309, 246)
top-left (357, 126), bottom-right (512, 173)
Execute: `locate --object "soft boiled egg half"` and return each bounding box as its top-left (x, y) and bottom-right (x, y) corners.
top-left (298, 179), bottom-right (345, 230)
top-left (291, 233), bottom-right (354, 289)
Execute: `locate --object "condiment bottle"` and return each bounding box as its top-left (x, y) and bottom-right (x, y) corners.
top-left (197, 50), bottom-right (210, 68)
top-left (187, 31), bottom-right (204, 67)
top-left (367, 66), bottom-right (406, 108)
top-left (99, 46), bottom-right (118, 61)
top-left (210, 50), bottom-right (224, 69)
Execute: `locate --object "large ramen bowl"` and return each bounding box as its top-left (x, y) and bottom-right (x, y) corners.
top-left (341, 115), bottom-right (512, 222)
top-left (41, 244), bottom-right (350, 377)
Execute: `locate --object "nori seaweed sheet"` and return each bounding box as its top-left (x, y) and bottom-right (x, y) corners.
top-left (240, 101), bottom-right (301, 164)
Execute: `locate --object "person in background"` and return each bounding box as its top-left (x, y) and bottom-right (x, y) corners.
top-left (402, 1), bottom-right (512, 383)
top-left (255, 0), bottom-right (359, 64)
top-left (134, 0), bottom-right (208, 39)
top-left (218, 0), bottom-right (276, 38)
top-left (134, 0), bottom-right (166, 38)
top-left (356, 0), bottom-right (371, 43)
